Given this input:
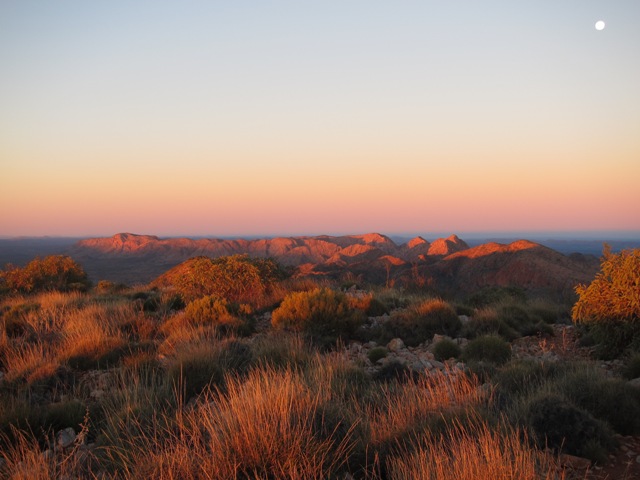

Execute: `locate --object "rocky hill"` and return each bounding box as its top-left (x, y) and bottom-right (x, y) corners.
top-left (70, 232), bottom-right (599, 294)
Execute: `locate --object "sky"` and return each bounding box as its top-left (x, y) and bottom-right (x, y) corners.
top-left (1, 1), bottom-right (639, 238)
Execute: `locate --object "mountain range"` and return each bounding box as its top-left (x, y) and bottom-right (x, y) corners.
top-left (70, 232), bottom-right (600, 296)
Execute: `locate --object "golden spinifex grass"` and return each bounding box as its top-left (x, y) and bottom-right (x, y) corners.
top-left (386, 421), bottom-right (565, 480)
top-left (105, 365), bottom-right (357, 480)
top-left (366, 368), bottom-right (486, 448)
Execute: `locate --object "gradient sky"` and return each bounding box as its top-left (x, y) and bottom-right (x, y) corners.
top-left (1, 1), bottom-right (639, 237)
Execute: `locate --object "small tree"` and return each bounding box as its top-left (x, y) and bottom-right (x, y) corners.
top-left (572, 245), bottom-right (640, 356)
top-left (0, 255), bottom-right (90, 294)
top-left (171, 255), bottom-right (286, 304)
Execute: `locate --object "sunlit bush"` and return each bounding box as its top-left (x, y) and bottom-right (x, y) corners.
top-left (0, 255), bottom-right (90, 294)
top-left (271, 288), bottom-right (365, 346)
top-left (572, 246), bottom-right (640, 356)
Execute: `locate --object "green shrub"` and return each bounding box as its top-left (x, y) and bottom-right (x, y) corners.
top-left (494, 360), bottom-right (558, 397)
top-left (373, 360), bottom-right (417, 383)
top-left (364, 297), bottom-right (389, 317)
top-left (529, 300), bottom-right (561, 324)
top-left (383, 299), bottom-right (461, 347)
top-left (432, 339), bottom-right (461, 361)
top-left (461, 308), bottom-right (518, 341)
top-left (572, 246), bottom-right (640, 357)
top-left (367, 346), bottom-right (388, 363)
top-left (41, 399), bottom-right (87, 434)
top-left (554, 370), bottom-right (640, 435)
top-left (466, 286), bottom-right (527, 308)
top-left (524, 392), bottom-right (615, 461)
top-left (462, 335), bottom-right (511, 365)
top-left (271, 288), bottom-right (365, 346)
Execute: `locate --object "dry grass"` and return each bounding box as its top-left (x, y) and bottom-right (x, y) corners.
top-left (367, 368), bottom-right (485, 448)
top-left (0, 289), bottom-right (573, 480)
top-left (0, 294), bottom-right (137, 382)
top-left (386, 421), bottom-right (565, 480)
top-left (105, 365), bottom-right (358, 479)
top-left (2, 341), bottom-right (58, 384)
top-left (0, 418), bottom-right (95, 480)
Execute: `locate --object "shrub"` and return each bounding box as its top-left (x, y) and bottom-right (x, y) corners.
top-left (462, 335), bottom-right (511, 365)
top-left (165, 255), bottom-right (286, 304)
top-left (183, 295), bottom-right (252, 336)
top-left (572, 246), bottom-right (640, 356)
top-left (0, 255), bottom-right (90, 294)
top-left (41, 399), bottom-right (87, 434)
top-left (383, 299), bottom-right (461, 347)
top-left (373, 360), bottom-right (417, 383)
top-left (528, 299), bottom-right (561, 324)
top-left (432, 339), bottom-right (461, 361)
top-left (554, 369), bottom-right (640, 435)
top-left (524, 392), bottom-right (615, 460)
top-left (461, 308), bottom-right (518, 341)
top-left (367, 346), bottom-right (388, 364)
top-left (95, 280), bottom-right (127, 295)
top-left (466, 286), bottom-right (527, 308)
top-left (494, 360), bottom-right (558, 397)
top-left (271, 288), bottom-right (365, 346)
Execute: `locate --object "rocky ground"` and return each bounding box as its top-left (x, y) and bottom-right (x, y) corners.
top-left (32, 318), bottom-right (640, 480)
top-left (341, 321), bottom-right (640, 480)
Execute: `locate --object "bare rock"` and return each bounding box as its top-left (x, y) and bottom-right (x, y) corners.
top-left (627, 378), bottom-right (640, 389)
top-left (387, 338), bottom-right (405, 352)
top-left (559, 453), bottom-right (591, 470)
top-left (57, 427), bottom-right (76, 449)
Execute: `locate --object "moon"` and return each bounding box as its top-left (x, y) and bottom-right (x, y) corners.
top-left (595, 20), bottom-right (605, 30)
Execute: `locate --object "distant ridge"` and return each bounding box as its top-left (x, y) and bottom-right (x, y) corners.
top-left (69, 232), bottom-right (600, 295)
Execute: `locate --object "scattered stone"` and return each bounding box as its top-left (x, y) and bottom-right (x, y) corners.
top-left (387, 338), bottom-right (405, 352)
top-left (430, 360), bottom-right (445, 370)
top-left (627, 378), bottom-right (640, 389)
top-left (458, 315), bottom-right (470, 323)
top-left (432, 334), bottom-right (451, 344)
top-left (559, 453), bottom-right (591, 470)
top-left (57, 427), bottom-right (76, 449)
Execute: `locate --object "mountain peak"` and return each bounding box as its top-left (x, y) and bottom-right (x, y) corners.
top-left (407, 236), bottom-right (429, 249)
top-left (428, 234), bottom-right (469, 256)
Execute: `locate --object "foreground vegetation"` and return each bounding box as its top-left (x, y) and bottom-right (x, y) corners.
top-left (0, 249), bottom-right (638, 479)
